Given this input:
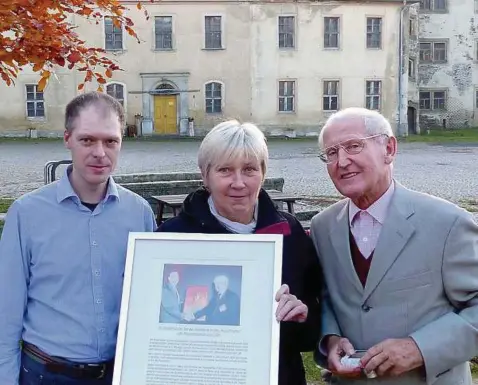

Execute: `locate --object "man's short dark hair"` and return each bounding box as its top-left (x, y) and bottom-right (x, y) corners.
top-left (65, 91), bottom-right (125, 132)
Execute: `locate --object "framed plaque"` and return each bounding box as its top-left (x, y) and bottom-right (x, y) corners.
top-left (113, 232), bottom-right (283, 385)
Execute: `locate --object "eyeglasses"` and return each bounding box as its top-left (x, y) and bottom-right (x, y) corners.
top-left (318, 133), bottom-right (388, 164)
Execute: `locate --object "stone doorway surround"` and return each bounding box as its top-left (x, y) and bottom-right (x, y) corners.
top-left (139, 72), bottom-right (191, 135)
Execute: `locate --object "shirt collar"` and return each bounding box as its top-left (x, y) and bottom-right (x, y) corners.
top-left (56, 165), bottom-right (120, 204)
top-left (348, 181), bottom-right (395, 226)
top-left (207, 195), bottom-right (258, 234)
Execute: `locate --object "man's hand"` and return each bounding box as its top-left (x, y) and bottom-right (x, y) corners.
top-left (326, 336), bottom-right (362, 378)
top-left (360, 338), bottom-right (424, 377)
top-left (275, 284), bottom-right (308, 323)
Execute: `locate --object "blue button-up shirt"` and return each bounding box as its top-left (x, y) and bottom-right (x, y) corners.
top-left (0, 169), bottom-right (157, 384)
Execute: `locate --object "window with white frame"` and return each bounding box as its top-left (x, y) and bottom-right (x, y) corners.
top-left (366, 17), bottom-right (382, 49)
top-left (26, 85), bottom-right (45, 118)
top-left (419, 41), bottom-right (447, 63)
top-left (365, 81), bottom-right (381, 110)
top-left (475, 89), bottom-right (478, 108)
top-left (104, 17), bottom-right (123, 50)
top-left (205, 82), bottom-right (222, 113)
top-left (323, 81), bottom-right (339, 111)
top-left (324, 17), bottom-right (340, 48)
top-left (155, 16), bottom-right (173, 50)
top-left (106, 83), bottom-right (125, 107)
top-left (278, 81), bottom-right (295, 112)
top-left (419, 90), bottom-right (447, 110)
top-left (204, 16), bottom-right (222, 49)
top-left (278, 16), bottom-right (295, 48)
top-left (420, 0), bottom-right (446, 12)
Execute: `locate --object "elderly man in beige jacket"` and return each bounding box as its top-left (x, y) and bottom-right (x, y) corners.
top-left (311, 107), bottom-right (478, 385)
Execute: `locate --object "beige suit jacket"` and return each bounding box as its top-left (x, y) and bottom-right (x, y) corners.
top-left (310, 182), bottom-right (478, 385)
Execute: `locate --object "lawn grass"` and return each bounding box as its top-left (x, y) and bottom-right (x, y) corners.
top-left (2, 127), bottom-right (478, 144)
top-left (401, 128), bottom-right (478, 143)
top-left (0, 198), bottom-right (12, 236)
top-left (0, 198), bottom-right (14, 213)
top-left (303, 352), bottom-right (326, 384)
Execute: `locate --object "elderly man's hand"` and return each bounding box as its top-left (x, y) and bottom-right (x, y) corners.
top-left (326, 336), bottom-right (362, 378)
top-left (275, 284), bottom-right (308, 323)
top-left (360, 338), bottom-right (424, 377)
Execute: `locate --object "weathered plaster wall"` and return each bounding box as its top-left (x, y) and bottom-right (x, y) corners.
top-left (0, 0), bottom-right (405, 137)
top-left (250, 2), bottom-right (402, 136)
top-left (405, 3), bottom-right (420, 133)
top-left (418, 0), bottom-right (478, 129)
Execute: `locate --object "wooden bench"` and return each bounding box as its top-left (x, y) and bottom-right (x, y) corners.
top-left (151, 190), bottom-right (301, 224)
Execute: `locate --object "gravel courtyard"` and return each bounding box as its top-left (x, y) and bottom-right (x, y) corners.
top-left (0, 139), bottom-right (477, 204)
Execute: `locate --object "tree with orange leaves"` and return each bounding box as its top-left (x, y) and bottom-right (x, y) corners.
top-left (0, 0), bottom-right (149, 91)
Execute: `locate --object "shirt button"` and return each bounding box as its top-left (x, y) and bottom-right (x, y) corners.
top-left (363, 237), bottom-right (368, 242)
top-left (99, 328), bottom-right (105, 333)
top-left (96, 299), bottom-right (102, 304)
top-left (362, 304), bottom-right (372, 312)
top-left (95, 270), bottom-right (101, 276)
top-left (92, 241), bottom-right (98, 246)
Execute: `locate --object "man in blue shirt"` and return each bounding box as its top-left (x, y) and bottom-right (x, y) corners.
top-left (0, 91), bottom-right (157, 384)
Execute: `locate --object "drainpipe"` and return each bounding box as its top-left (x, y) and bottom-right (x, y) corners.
top-left (397, 0), bottom-right (408, 137)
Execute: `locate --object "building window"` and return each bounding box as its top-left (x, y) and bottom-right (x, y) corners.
top-left (475, 0), bottom-right (478, 13)
top-left (26, 85), bottom-right (45, 118)
top-left (420, 0), bottom-right (446, 11)
top-left (366, 17), bottom-right (382, 49)
top-left (278, 16), bottom-right (295, 48)
top-left (155, 16), bottom-right (173, 50)
top-left (419, 41), bottom-right (447, 63)
top-left (324, 17), bottom-right (340, 48)
top-left (408, 59), bottom-right (415, 79)
top-left (365, 81), bottom-right (381, 110)
top-left (104, 17), bottom-right (123, 50)
top-left (205, 82), bottom-right (222, 113)
top-left (278, 80), bottom-right (295, 112)
top-left (409, 18), bottom-right (416, 36)
top-left (475, 89), bottom-right (478, 108)
top-left (323, 81), bottom-right (339, 111)
top-left (205, 16), bottom-right (222, 49)
top-left (419, 90), bottom-right (447, 110)
top-left (106, 83), bottom-right (125, 107)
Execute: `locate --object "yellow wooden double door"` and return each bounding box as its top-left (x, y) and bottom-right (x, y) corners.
top-left (154, 95), bottom-right (177, 134)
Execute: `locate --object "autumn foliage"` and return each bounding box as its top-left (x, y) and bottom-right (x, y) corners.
top-left (0, 0), bottom-right (150, 91)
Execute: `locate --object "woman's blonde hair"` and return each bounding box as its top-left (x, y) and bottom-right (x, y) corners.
top-left (198, 119), bottom-right (269, 177)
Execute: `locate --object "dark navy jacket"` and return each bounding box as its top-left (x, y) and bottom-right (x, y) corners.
top-left (157, 188), bottom-right (323, 385)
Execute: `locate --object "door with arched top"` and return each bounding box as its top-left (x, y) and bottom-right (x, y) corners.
top-left (154, 84), bottom-right (177, 134)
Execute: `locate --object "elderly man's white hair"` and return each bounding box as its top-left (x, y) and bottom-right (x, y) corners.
top-left (213, 275), bottom-right (229, 285)
top-left (318, 107), bottom-right (394, 150)
top-left (198, 119), bottom-right (269, 177)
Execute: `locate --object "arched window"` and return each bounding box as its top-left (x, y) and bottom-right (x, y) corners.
top-left (106, 82), bottom-right (125, 107)
top-left (205, 82), bottom-right (223, 113)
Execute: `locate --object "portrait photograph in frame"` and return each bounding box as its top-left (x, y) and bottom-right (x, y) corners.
top-left (113, 232), bottom-right (283, 385)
